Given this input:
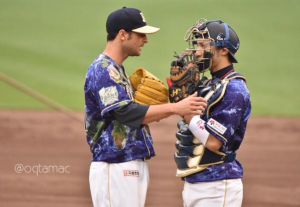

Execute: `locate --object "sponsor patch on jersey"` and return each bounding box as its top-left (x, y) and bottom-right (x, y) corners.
top-left (123, 170), bottom-right (139, 177)
top-left (207, 118), bottom-right (227, 135)
top-left (108, 65), bottom-right (122, 83)
top-left (99, 86), bottom-right (118, 106)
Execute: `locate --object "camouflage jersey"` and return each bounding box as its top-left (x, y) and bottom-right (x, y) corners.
top-left (185, 65), bottom-right (252, 183)
top-left (84, 54), bottom-right (155, 163)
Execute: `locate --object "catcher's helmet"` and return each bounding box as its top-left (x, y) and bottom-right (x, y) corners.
top-left (185, 19), bottom-right (240, 67)
top-left (203, 20), bottom-right (239, 63)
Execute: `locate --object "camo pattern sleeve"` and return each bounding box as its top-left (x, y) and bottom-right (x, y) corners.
top-left (84, 54), bottom-right (155, 163)
top-left (185, 78), bottom-right (251, 183)
top-left (204, 79), bottom-right (251, 150)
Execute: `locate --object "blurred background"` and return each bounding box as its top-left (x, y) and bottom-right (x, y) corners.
top-left (1, 0), bottom-right (299, 115)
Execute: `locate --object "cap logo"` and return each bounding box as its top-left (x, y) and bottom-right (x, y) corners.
top-left (140, 12), bottom-right (146, 23)
top-left (217, 34), bottom-right (225, 41)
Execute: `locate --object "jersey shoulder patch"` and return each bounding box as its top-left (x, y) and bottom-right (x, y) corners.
top-left (99, 86), bottom-right (119, 106)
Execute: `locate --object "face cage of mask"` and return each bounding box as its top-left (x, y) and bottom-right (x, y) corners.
top-left (184, 22), bottom-right (215, 73)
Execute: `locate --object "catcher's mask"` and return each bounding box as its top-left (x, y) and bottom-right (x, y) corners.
top-left (184, 19), bottom-right (240, 72)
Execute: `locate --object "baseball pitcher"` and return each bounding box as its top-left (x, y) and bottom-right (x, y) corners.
top-left (84, 7), bottom-right (207, 207)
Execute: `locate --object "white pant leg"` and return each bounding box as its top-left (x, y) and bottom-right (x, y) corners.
top-left (89, 160), bottom-right (149, 207)
top-left (89, 162), bottom-right (110, 207)
top-left (182, 178), bottom-right (243, 207)
top-left (224, 179), bottom-right (243, 207)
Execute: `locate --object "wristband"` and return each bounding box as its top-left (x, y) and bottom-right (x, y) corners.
top-left (188, 116), bottom-right (209, 145)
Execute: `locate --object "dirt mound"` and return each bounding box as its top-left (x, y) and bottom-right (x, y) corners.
top-left (0, 111), bottom-right (299, 207)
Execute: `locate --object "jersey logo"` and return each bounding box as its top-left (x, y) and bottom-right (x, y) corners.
top-left (99, 86), bottom-right (118, 106)
top-left (207, 118), bottom-right (227, 135)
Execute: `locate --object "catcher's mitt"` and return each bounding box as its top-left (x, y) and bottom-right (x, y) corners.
top-left (129, 68), bottom-right (169, 105)
top-left (167, 52), bottom-right (206, 103)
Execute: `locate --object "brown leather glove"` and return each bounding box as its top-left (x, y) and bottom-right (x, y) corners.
top-left (130, 68), bottom-right (169, 105)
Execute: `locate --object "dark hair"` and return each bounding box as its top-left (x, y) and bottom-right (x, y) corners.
top-left (107, 33), bottom-right (117, 41)
top-left (228, 54), bottom-right (235, 63)
top-left (216, 47), bottom-right (235, 63)
top-left (107, 31), bottom-right (134, 42)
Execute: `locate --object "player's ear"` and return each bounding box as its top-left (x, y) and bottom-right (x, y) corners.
top-left (221, 48), bottom-right (229, 56)
top-left (119, 29), bottom-right (129, 41)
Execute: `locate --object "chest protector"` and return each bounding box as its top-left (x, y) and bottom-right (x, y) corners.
top-left (174, 72), bottom-right (245, 178)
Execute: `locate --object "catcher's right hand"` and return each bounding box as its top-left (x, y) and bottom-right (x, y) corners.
top-left (167, 52), bottom-right (202, 103)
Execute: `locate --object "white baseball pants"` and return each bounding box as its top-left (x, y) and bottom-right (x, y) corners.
top-left (182, 178), bottom-right (243, 207)
top-left (89, 160), bottom-right (149, 207)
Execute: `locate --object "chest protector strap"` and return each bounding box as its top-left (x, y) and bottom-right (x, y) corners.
top-left (200, 72), bottom-right (245, 119)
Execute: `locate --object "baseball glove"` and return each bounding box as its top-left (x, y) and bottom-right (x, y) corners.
top-left (130, 68), bottom-right (169, 105)
top-left (167, 52), bottom-right (205, 103)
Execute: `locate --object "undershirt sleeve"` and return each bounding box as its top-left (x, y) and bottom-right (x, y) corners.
top-left (111, 102), bottom-right (149, 128)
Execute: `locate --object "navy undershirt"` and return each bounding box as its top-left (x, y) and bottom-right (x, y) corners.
top-left (112, 102), bottom-right (149, 128)
top-left (211, 64), bottom-right (234, 79)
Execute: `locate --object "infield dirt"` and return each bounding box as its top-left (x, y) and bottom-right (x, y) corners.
top-left (0, 111), bottom-right (299, 207)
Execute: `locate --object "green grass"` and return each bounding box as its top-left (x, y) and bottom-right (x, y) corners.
top-left (0, 0), bottom-right (299, 116)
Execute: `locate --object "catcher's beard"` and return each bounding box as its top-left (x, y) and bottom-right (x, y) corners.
top-left (196, 51), bottom-right (213, 72)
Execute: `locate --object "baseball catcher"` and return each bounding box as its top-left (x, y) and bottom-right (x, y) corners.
top-left (168, 19), bottom-right (251, 207)
top-left (167, 51), bottom-right (232, 177)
